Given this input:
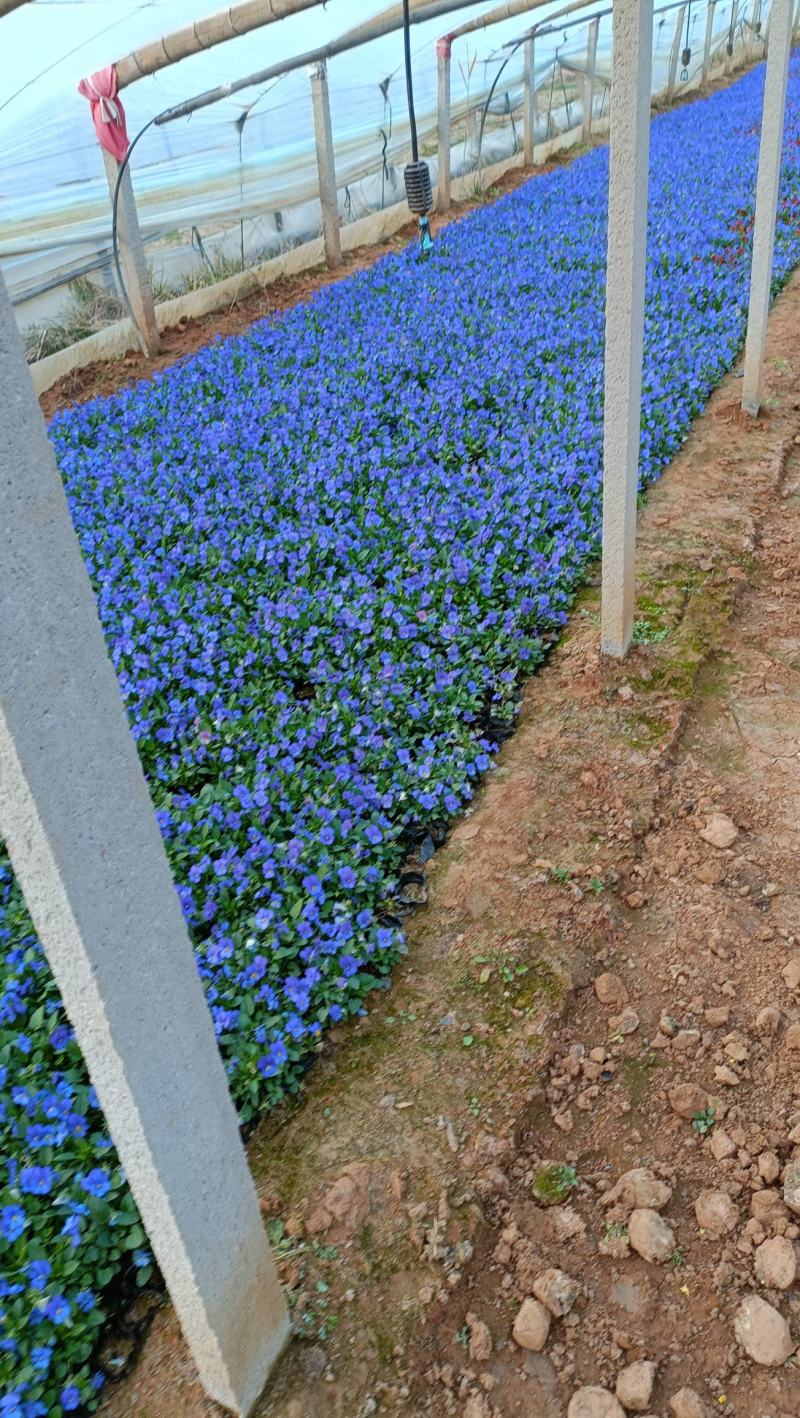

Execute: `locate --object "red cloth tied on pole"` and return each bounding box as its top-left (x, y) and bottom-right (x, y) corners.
top-left (77, 65), bottom-right (129, 163)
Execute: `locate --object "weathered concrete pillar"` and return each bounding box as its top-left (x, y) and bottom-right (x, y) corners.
top-left (102, 149), bottom-right (160, 357)
top-left (747, 0), bottom-right (763, 60)
top-left (0, 272), bottom-right (290, 1416)
top-left (668, 3), bottom-right (688, 97)
top-left (437, 37), bottom-right (452, 213)
top-left (742, 0), bottom-right (793, 416)
top-left (309, 59), bottom-right (342, 268)
top-left (583, 18), bottom-right (599, 143)
top-left (725, 0), bottom-right (738, 73)
top-left (601, 0), bottom-right (654, 659)
top-left (523, 33), bottom-right (537, 164)
top-left (702, 0), bottom-right (716, 81)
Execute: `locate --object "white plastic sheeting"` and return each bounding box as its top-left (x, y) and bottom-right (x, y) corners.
top-left (0, 0), bottom-right (773, 327)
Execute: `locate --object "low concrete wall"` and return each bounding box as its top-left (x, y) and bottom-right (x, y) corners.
top-left (29, 59), bottom-right (734, 398)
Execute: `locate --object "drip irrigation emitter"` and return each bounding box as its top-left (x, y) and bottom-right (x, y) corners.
top-left (401, 0), bottom-right (433, 255)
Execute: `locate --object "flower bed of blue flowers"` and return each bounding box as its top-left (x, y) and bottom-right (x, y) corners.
top-left (3, 56), bottom-right (800, 1415)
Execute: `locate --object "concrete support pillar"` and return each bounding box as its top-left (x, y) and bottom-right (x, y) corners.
top-left (725, 0), bottom-right (739, 73)
top-left (742, 0), bottom-right (793, 416)
top-left (702, 0), bottom-right (716, 81)
top-left (747, 0), bottom-right (763, 59)
top-left (309, 59), bottom-right (342, 269)
top-left (668, 4), bottom-right (688, 96)
top-left (0, 271), bottom-right (290, 1416)
top-left (523, 33), bottom-right (537, 164)
top-left (583, 18), bottom-right (599, 144)
top-left (102, 149), bottom-right (160, 358)
top-left (601, 0), bottom-right (654, 659)
top-left (437, 37), bottom-right (452, 213)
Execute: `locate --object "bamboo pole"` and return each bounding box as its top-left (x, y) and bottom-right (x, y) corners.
top-left (117, 0), bottom-right (489, 92)
top-left (445, 0), bottom-right (596, 45)
top-left (0, 0), bottom-right (30, 16)
top-left (154, 0), bottom-right (491, 124)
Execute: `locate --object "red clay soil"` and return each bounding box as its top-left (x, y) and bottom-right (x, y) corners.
top-left (97, 272), bottom-right (800, 1417)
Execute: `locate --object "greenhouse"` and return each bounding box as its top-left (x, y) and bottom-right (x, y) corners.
top-left (1, 1), bottom-right (800, 1416)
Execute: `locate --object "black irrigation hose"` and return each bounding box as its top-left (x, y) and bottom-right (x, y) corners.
top-left (401, 0), bottom-right (419, 164)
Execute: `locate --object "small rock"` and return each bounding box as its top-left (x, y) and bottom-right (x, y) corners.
top-left (754, 1006), bottom-right (781, 1036)
top-left (757, 1151), bottom-right (780, 1184)
top-left (734, 1294), bottom-right (792, 1366)
top-left (669, 1390), bottom-right (709, 1418)
top-left (462, 1395), bottom-right (492, 1418)
top-left (704, 1007), bottom-right (730, 1029)
top-left (784, 1022), bottom-right (800, 1050)
top-left (551, 1206), bottom-right (587, 1242)
top-left (602, 1168), bottom-right (672, 1215)
top-left (781, 958), bottom-right (800, 992)
top-left (595, 973), bottom-right (630, 1009)
top-left (669, 1082), bottom-right (709, 1119)
top-left (783, 1159), bottom-right (800, 1217)
top-left (466, 1313), bottom-right (493, 1362)
top-left (512, 1297), bottom-right (551, 1352)
top-left (694, 1190), bottom-right (738, 1236)
top-left (628, 1208), bottom-right (676, 1263)
top-left (568, 1388), bottom-right (626, 1418)
top-left (609, 1008), bottom-right (640, 1036)
top-left (751, 1189), bottom-right (786, 1225)
top-left (615, 1359), bottom-right (656, 1412)
top-left (533, 1267), bottom-right (579, 1317)
top-left (754, 1236), bottom-right (797, 1291)
top-left (713, 1065), bottom-right (740, 1088)
top-left (709, 1129), bottom-right (736, 1162)
top-left (699, 813), bottom-right (738, 849)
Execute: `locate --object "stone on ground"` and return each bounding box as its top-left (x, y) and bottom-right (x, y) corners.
top-left (783, 1158), bottom-right (800, 1216)
top-left (734, 1294), bottom-right (793, 1366)
top-left (628, 1208), bottom-right (676, 1263)
top-left (532, 1267), bottom-right (579, 1317)
top-left (698, 812), bottom-right (738, 848)
top-left (753, 1235), bottom-right (797, 1290)
top-left (602, 1168), bottom-right (672, 1214)
top-left (511, 1297), bottom-right (551, 1352)
top-left (668, 1082), bottom-right (709, 1119)
top-left (594, 973), bottom-right (629, 1008)
top-left (669, 1390), bottom-right (709, 1418)
top-left (568, 1387), bottom-right (627, 1418)
top-left (615, 1359), bottom-right (656, 1412)
top-left (694, 1189), bottom-right (738, 1236)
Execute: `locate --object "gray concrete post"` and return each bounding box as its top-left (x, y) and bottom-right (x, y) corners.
top-left (601, 0), bottom-right (654, 659)
top-left (742, 0), bottom-right (793, 416)
top-left (725, 0), bottom-right (738, 73)
top-left (668, 3), bottom-right (688, 96)
top-left (747, 0), bottom-right (763, 60)
top-left (583, 18), bottom-right (600, 144)
top-left (437, 37), bottom-right (452, 212)
top-left (102, 149), bottom-right (160, 358)
top-left (0, 272), bottom-right (290, 1416)
top-left (523, 33), bottom-right (537, 164)
top-left (702, 0), bottom-right (716, 81)
top-left (309, 59), bottom-right (342, 268)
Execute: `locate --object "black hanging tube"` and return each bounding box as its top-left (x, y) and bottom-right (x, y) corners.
top-left (402, 0), bottom-right (419, 164)
top-left (401, 0), bottom-right (433, 249)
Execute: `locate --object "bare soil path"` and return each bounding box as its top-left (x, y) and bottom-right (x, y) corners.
top-left (95, 259), bottom-right (800, 1415)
